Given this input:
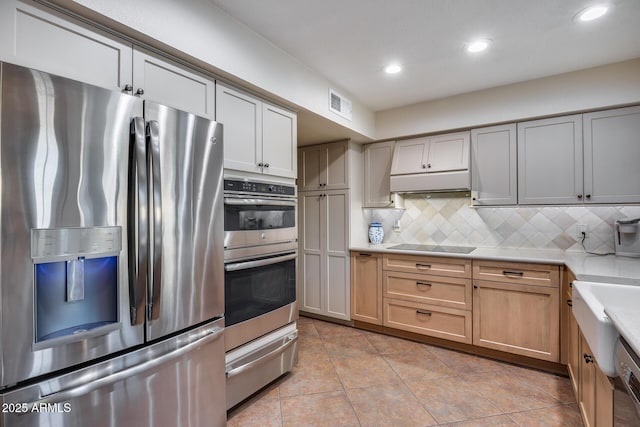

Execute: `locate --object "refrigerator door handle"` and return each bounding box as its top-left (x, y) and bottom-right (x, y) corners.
top-left (147, 120), bottom-right (163, 321)
top-left (128, 117), bottom-right (148, 326)
top-left (19, 326), bottom-right (223, 410)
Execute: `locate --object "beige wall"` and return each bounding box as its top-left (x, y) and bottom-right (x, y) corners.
top-left (375, 58), bottom-right (640, 140)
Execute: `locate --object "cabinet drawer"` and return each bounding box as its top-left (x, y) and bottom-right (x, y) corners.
top-left (383, 271), bottom-right (471, 310)
top-left (383, 298), bottom-right (472, 344)
top-left (383, 254), bottom-right (471, 278)
top-left (472, 260), bottom-right (560, 287)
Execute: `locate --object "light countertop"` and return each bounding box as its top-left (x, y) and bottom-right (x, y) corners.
top-left (605, 307), bottom-right (640, 360)
top-left (350, 242), bottom-right (640, 285)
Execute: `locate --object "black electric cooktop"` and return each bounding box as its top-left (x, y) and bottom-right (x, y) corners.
top-left (387, 244), bottom-right (476, 254)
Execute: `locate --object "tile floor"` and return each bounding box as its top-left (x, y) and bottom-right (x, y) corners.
top-left (227, 316), bottom-right (584, 427)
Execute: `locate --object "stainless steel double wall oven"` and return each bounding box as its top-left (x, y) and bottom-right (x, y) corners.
top-left (223, 178), bottom-right (298, 409)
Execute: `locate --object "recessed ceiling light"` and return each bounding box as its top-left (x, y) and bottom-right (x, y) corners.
top-left (575, 4), bottom-right (609, 22)
top-left (384, 63), bottom-right (402, 74)
top-left (466, 39), bottom-right (491, 53)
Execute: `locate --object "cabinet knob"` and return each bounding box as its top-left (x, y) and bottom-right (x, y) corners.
top-left (427, 163), bottom-right (432, 168)
top-left (577, 194), bottom-right (583, 200)
top-left (583, 353), bottom-right (594, 364)
top-left (257, 162), bottom-right (264, 167)
top-left (421, 164), bottom-right (427, 169)
top-left (567, 299), bottom-right (573, 307)
top-left (264, 163), bottom-right (270, 168)
top-left (473, 284), bottom-right (478, 289)
top-left (123, 84), bottom-right (133, 92)
top-left (586, 194), bottom-right (591, 199)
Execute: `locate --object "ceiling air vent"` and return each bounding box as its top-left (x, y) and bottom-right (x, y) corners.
top-left (329, 89), bottom-right (352, 121)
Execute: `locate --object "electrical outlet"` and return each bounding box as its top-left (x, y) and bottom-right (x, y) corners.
top-left (576, 223), bottom-right (588, 239)
top-left (393, 219), bottom-right (401, 232)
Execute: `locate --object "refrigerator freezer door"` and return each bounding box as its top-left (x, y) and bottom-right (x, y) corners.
top-left (144, 102), bottom-right (224, 340)
top-left (0, 62), bottom-right (145, 388)
top-left (1, 319), bottom-right (226, 427)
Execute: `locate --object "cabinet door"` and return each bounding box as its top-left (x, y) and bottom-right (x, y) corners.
top-left (132, 47), bottom-right (215, 119)
top-left (390, 137), bottom-right (429, 175)
top-left (471, 124), bottom-right (517, 205)
top-left (298, 141), bottom-right (348, 191)
top-left (580, 334), bottom-right (596, 427)
top-left (325, 141), bottom-right (349, 189)
top-left (363, 141), bottom-right (395, 207)
top-left (0, 1), bottom-right (132, 91)
top-left (426, 131), bottom-right (470, 173)
top-left (351, 252), bottom-right (382, 325)
top-left (298, 145), bottom-right (324, 191)
top-left (262, 102), bottom-right (297, 178)
top-left (517, 115), bottom-right (583, 204)
top-left (584, 106), bottom-right (640, 204)
top-left (567, 301), bottom-right (581, 396)
top-left (299, 192), bottom-right (323, 315)
top-left (325, 191), bottom-right (350, 320)
top-left (216, 83), bottom-right (262, 174)
top-left (473, 280), bottom-right (559, 362)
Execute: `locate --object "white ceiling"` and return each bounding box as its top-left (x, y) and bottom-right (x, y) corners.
top-left (209, 0), bottom-right (640, 113)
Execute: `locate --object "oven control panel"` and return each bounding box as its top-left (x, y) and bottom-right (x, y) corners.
top-left (224, 179), bottom-right (295, 196)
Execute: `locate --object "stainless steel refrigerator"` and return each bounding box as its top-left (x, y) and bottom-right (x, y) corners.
top-left (0, 62), bottom-right (226, 426)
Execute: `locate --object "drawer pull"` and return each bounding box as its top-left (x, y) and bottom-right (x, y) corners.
top-left (416, 310), bottom-right (432, 316)
top-left (359, 253), bottom-right (372, 257)
top-left (502, 270), bottom-right (524, 277)
top-left (567, 299), bottom-right (573, 307)
top-left (416, 281), bottom-right (432, 287)
top-left (416, 263), bottom-right (431, 270)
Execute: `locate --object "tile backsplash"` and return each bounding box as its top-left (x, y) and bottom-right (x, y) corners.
top-left (364, 194), bottom-right (640, 253)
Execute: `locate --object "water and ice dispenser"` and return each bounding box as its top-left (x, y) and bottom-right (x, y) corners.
top-left (31, 227), bottom-right (121, 348)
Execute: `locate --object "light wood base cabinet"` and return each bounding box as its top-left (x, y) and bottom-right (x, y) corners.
top-left (578, 332), bottom-right (614, 427)
top-left (472, 261), bottom-right (560, 362)
top-left (381, 254), bottom-right (472, 344)
top-left (350, 252), bottom-right (382, 325)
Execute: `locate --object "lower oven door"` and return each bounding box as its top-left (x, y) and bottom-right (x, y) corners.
top-left (224, 251), bottom-right (297, 332)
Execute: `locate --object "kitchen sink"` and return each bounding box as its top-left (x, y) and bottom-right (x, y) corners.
top-left (572, 281), bottom-right (640, 376)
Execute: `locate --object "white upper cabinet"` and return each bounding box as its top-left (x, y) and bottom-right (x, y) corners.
top-left (427, 132), bottom-right (470, 172)
top-left (391, 132), bottom-right (470, 176)
top-left (216, 82), bottom-right (297, 178)
top-left (0, 0), bottom-right (132, 91)
top-left (517, 115), bottom-right (583, 205)
top-left (471, 124), bottom-right (517, 206)
top-left (390, 131), bottom-right (470, 193)
top-left (390, 136), bottom-right (429, 175)
top-left (262, 103), bottom-right (297, 179)
top-left (216, 83), bottom-right (262, 174)
top-left (583, 106), bottom-right (640, 204)
top-left (0, 2), bottom-right (216, 118)
top-left (298, 140), bottom-right (349, 191)
top-left (133, 47), bottom-right (215, 119)
top-left (363, 141), bottom-right (395, 207)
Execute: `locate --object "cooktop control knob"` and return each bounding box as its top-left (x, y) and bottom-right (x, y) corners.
top-left (268, 185), bottom-right (276, 192)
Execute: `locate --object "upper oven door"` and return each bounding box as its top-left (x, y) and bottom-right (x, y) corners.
top-left (224, 195), bottom-right (297, 250)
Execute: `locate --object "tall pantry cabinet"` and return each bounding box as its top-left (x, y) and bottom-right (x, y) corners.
top-left (298, 140), bottom-right (363, 321)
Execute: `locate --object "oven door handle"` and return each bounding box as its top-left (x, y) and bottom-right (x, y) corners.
top-left (224, 197), bottom-right (296, 207)
top-left (224, 253), bottom-right (297, 272)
